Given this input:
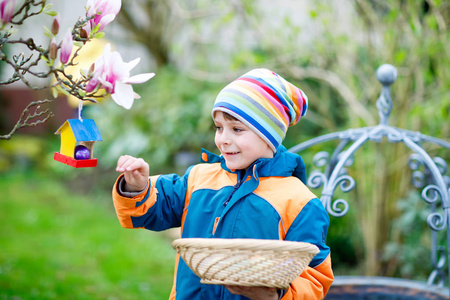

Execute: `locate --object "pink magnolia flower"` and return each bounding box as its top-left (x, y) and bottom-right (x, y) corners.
top-left (84, 0), bottom-right (121, 35)
top-left (86, 44), bottom-right (155, 109)
top-left (0, 0), bottom-right (15, 27)
top-left (60, 29), bottom-right (73, 64)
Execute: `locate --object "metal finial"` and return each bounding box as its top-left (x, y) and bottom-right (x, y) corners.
top-left (376, 64), bottom-right (398, 86)
top-left (376, 64), bottom-right (398, 125)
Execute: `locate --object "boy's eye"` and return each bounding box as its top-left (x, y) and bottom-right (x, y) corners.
top-left (233, 127), bottom-right (243, 132)
top-left (215, 126), bottom-right (222, 131)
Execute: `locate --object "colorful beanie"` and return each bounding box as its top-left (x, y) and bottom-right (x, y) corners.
top-left (212, 68), bottom-right (308, 152)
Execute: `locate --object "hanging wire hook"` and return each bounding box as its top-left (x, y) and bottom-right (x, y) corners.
top-left (78, 99), bottom-right (83, 122)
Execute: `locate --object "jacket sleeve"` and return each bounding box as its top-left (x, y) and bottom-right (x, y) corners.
top-left (112, 167), bottom-right (192, 231)
top-left (282, 197), bottom-right (334, 299)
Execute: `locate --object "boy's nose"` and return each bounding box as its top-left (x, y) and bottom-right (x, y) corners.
top-left (219, 130), bottom-right (232, 145)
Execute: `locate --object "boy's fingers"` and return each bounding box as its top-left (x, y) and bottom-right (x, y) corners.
top-left (124, 158), bottom-right (147, 172)
top-left (116, 156), bottom-right (148, 175)
top-left (116, 156), bottom-right (128, 172)
top-left (116, 155), bottom-right (137, 172)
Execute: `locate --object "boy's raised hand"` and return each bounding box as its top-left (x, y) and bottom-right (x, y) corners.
top-left (116, 155), bottom-right (149, 192)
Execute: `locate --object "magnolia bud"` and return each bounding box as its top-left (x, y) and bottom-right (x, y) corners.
top-left (89, 63), bottom-right (95, 74)
top-left (51, 15), bottom-right (60, 35)
top-left (49, 38), bottom-right (58, 60)
top-left (80, 28), bottom-right (88, 39)
top-left (60, 29), bottom-right (73, 64)
top-left (0, 0), bottom-right (16, 26)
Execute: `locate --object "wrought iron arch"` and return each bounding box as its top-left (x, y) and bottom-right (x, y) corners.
top-left (288, 64), bottom-right (450, 294)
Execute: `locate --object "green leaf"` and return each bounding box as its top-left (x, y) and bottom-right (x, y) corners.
top-left (45, 10), bottom-right (58, 17)
top-left (52, 87), bottom-right (58, 99)
top-left (91, 23), bottom-right (101, 35)
top-left (40, 55), bottom-right (49, 63)
top-left (56, 85), bottom-right (71, 97)
top-left (43, 26), bottom-right (54, 38)
top-left (94, 32), bottom-right (105, 39)
top-left (43, 3), bottom-right (53, 11)
top-left (73, 41), bottom-right (84, 48)
top-left (43, 31), bottom-right (52, 38)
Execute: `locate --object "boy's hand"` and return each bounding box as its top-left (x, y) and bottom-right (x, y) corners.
top-left (224, 285), bottom-right (278, 300)
top-left (116, 155), bottom-right (149, 192)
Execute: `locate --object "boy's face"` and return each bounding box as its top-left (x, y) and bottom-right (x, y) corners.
top-left (213, 111), bottom-right (273, 170)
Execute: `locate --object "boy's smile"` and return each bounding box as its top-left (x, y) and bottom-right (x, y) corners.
top-left (213, 111), bottom-right (273, 170)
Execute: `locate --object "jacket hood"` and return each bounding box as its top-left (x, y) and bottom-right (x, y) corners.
top-left (200, 145), bottom-right (307, 184)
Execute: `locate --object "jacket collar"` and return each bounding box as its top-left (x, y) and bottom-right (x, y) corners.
top-left (200, 146), bottom-right (307, 184)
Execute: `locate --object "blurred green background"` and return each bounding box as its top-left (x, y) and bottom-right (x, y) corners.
top-left (0, 1), bottom-right (449, 299)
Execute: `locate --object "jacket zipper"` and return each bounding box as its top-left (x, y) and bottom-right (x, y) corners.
top-left (214, 170), bottom-right (249, 235)
top-left (223, 171), bottom-right (245, 207)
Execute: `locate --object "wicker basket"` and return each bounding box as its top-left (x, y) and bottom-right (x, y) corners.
top-left (172, 238), bottom-right (319, 289)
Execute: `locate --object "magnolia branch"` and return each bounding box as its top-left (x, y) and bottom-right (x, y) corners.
top-left (0, 99), bottom-right (54, 140)
top-left (10, 0), bottom-right (46, 26)
top-left (0, 8), bottom-right (106, 139)
top-left (1, 0), bottom-right (154, 139)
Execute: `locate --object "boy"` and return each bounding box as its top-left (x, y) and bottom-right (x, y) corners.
top-left (113, 68), bottom-right (334, 299)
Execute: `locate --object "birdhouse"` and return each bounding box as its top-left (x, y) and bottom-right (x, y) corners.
top-left (54, 119), bottom-right (102, 168)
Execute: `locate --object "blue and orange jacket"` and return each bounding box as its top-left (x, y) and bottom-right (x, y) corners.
top-left (112, 146), bottom-right (334, 299)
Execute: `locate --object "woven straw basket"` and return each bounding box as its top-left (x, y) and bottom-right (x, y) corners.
top-left (172, 238), bottom-right (319, 289)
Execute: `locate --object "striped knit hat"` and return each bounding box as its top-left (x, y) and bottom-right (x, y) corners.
top-left (212, 68), bottom-right (308, 152)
